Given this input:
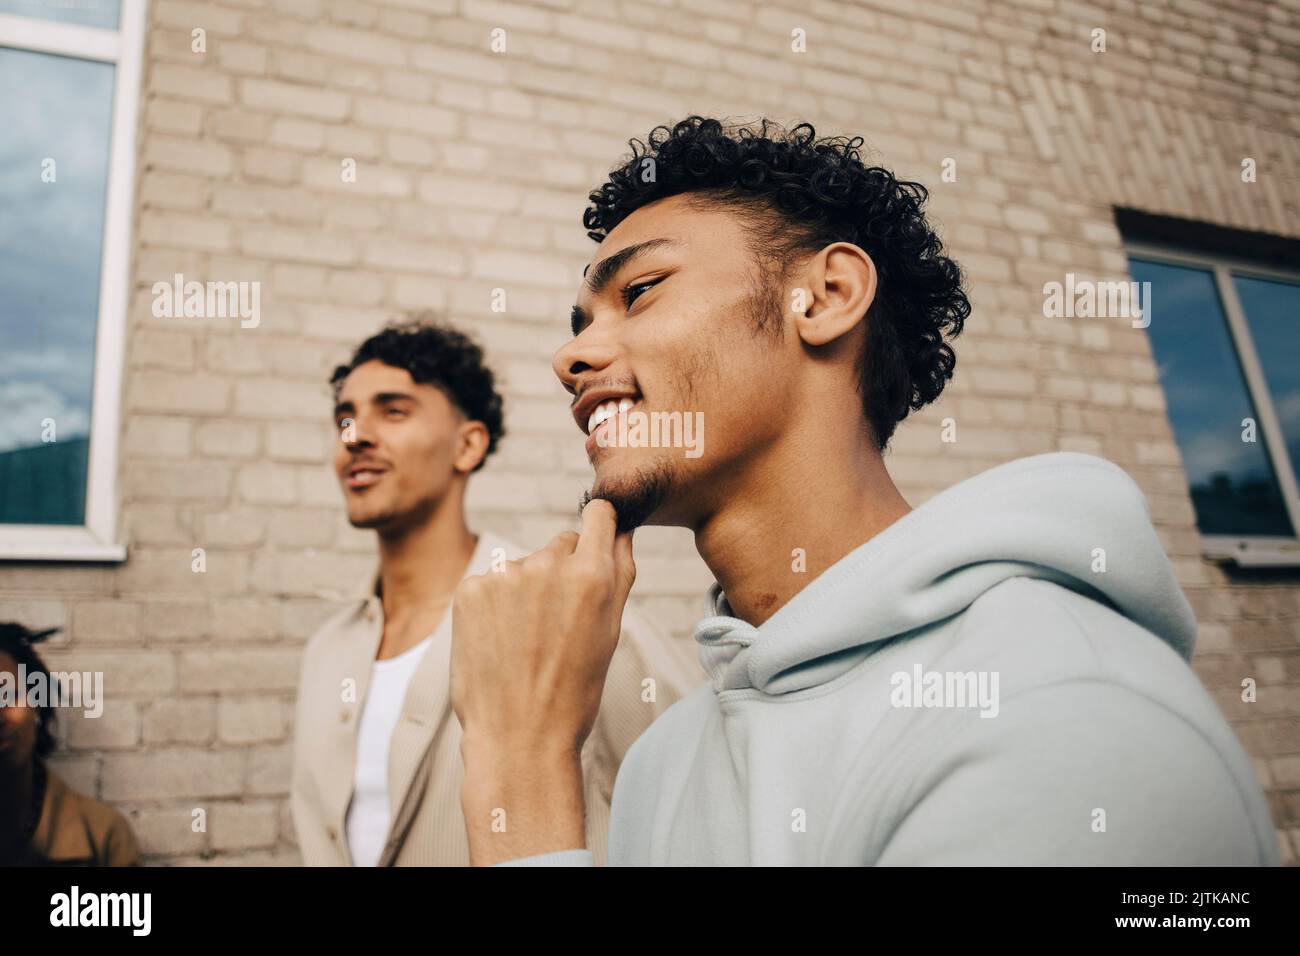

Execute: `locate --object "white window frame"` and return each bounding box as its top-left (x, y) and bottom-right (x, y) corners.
top-left (0, 0), bottom-right (147, 561)
top-left (1127, 241), bottom-right (1300, 569)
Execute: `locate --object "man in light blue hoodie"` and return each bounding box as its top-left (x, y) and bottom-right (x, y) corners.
top-left (449, 117), bottom-right (1278, 866)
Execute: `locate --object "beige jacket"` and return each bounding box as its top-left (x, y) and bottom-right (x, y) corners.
top-left (27, 765), bottom-right (142, 866)
top-left (290, 530), bottom-right (703, 866)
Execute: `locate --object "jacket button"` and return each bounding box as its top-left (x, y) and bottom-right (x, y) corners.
top-left (339, 708), bottom-right (351, 722)
top-left (327, 826), bottom-right (338, 841)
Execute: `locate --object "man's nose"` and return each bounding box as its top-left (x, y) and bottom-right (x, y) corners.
top-left (553, 330), bottom-right (618, 395)
top-left (340, 413), bottom-right (375, 450)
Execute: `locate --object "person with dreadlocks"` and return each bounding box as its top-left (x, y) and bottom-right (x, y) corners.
top-left (0, 622), bottom-right (140, 866)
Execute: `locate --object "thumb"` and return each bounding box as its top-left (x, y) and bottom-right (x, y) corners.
top-left (613, 529), bottom-right (636, 599)
top-left (576, 497), bottom-right (618, 561)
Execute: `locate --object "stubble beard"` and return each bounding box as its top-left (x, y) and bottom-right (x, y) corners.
top-left (582, 458), bottom-right (678, 534)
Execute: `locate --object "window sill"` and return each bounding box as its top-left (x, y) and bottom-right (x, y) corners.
top-left (0, 526), bottom-right (127, 563)
top-left (1203, 538), bottom-right (1300, 569)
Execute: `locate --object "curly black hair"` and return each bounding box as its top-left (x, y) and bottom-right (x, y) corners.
top-left (330, 317), bottom-right (505, 471)
top-left (0, 622), bottom-right (58, 759)
top-left (584, 116), bottom-right (970, 449)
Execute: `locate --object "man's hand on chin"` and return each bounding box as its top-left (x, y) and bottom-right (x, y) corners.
top-left (451, 499), bottom-right (636, 866)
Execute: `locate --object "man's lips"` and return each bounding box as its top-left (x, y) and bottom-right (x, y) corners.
top-left (572, 386), bottom-right (642, 436)
top-left (345, 465), bottom-right (387, 489)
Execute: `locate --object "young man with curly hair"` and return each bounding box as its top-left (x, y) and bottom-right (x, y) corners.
top-left (290, 320), bottom-right (701, 866)
top-left (450, 118), bottom-right (1277, 865)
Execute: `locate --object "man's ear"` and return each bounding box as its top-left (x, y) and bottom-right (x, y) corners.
top-left (793, 242), bottom-right (878, 347)
top-left (453, 421), bottom-right (490, 474)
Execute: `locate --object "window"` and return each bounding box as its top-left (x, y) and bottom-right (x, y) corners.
top-left (0, 0), bottom-right (145, 560)
top-left (1127, 245), bottom-right (1300, 567)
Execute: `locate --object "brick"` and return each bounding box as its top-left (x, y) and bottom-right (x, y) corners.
top-left (63, 702), bottom-right (140, 750)
top-left (218, 696), bottom-right (288, 743)
top-left (147, 99), bottom-right (204, 136)
top-left (242, 147), bottom-right (301, 183)
top-left (142, 698), bottom-right (217, 744)
top-left (155, 0), bottom-right (244, 35)
top-left (114, 550), bottom-right (251, 595)
top-left (195, 420), bottom-right (262, 459)
top-left (129, 371), bottom-right (232, 415)
top-left (268, 509), bottom-right (338, 549)
top-left (149, 64), bottom-right (233, 105)
top-left (305, 25), bottom-right (407, 65)
top-left (102, 750), bottom-right (245, 802)
top-left (140, 211), bottom-right (233, 253)
top-left (132, 807), bottom-right (208, 856)
top-left (125, 416), bottom-right (193, 459)
top-left (240, 225), bottom-right (356, 265)
top-left (198, 511), bottom-right (267, 549)
top-left (353, 96), bottom-right (457, 135)
top-left (213, 108), bottom-right (272, 143)
top-left (211, 802), bottom-right (279, 850)
top-left (125, 506), bottom-right (191, 547)
top-left (138, 601), bottom-right (211, 642)
top-left (302, 157), bottom-right (410, 196)
top-left (73, 601), bottom-right (143, 642)
top-left (140, 170), bottom-right (210, 211)
top-left (178, 649), bottom-right (302, 693)
top-left (0, 599), bottom-right (66, 634)
top-left (210, 599), bottom-right (280, 641)
top-left (132, 328), bottom-right (197, 370)
top-left (409, 47), bottom-right (508, 83)
top-left (268, 116), bottom-right (326, 150)
top-left (233, 378), bottom-right (331, 420)
top-left (261, 423), bottom-right (330, 464)
top-left (144, 135), bottom-right (234, 176)
top-left (218, 42), bottom-right (268, 75)
top-left (248, 550), bottom-right (376, 597)
top-left (240, 79), bottom-right (349, 120)
top-left (39, 650), bottom-right (175, 695)
top-left (124, 461), bottom-right (232, 502)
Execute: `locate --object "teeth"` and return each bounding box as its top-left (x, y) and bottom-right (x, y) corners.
top-left (587, 398), bottom-right (633, 434)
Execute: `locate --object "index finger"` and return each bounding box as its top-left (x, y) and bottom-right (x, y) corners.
top-left (575, 497), bottom-right (618, 560)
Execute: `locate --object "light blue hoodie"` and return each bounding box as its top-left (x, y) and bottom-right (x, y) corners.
top-left (505, 453), bottom-right (1278, 866)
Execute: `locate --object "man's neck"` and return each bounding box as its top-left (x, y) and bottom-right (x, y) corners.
top-left (376, 499), bottom-right (478, 650)
top-left (693, 428), bottom-right (910, 627)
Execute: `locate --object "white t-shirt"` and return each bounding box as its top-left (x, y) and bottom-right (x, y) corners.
top-left (345, 636), bottom-right (432, 867)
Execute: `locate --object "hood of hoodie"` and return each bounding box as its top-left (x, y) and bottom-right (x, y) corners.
top-left (694, 452), bottom-right (1198, 695)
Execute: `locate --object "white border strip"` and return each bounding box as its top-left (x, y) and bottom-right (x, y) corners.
top-left (80, 0), bottom-right (146, 560)
top-left (0, 11), bottom-right (120, 62)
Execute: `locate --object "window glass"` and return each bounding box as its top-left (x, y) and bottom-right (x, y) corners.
top-left (0, 46), bottom-right (115, 524)
top-left (1129, 257), bottom-right (1294, 537)
top-left (0, 0), bottom-right (120, 30)
top-left (1234, 274), bottom-right (1300, 487)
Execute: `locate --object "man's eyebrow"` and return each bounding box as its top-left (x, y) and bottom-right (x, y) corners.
top-left (572, 237), bottom-right (676, 335)
top-left (373, 391), bottom-right (416, 405)
top-left (333, 392), bottom-right (416, 419)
